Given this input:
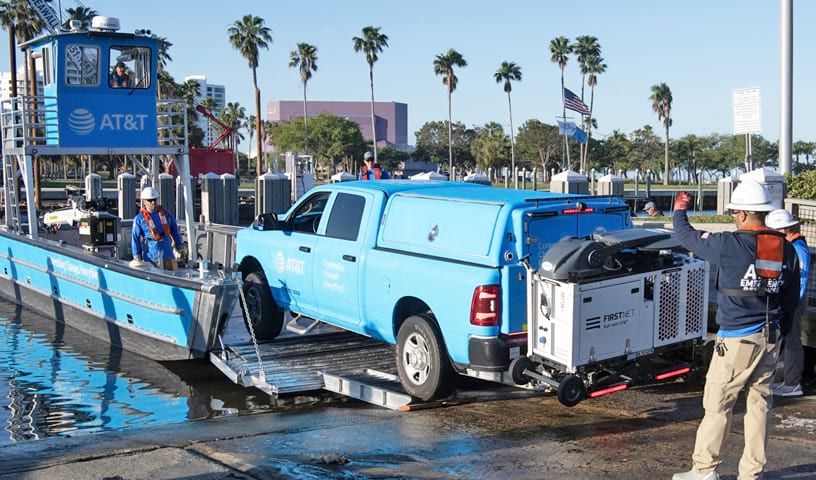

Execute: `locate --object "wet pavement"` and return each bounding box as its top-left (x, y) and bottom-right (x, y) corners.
top-left (1, 374), bottom-right (814, 480)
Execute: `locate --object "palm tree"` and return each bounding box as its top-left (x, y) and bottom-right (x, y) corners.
top-left (289, 42), bottom-right (318, 153)
top-left (573, 36), bottom-right (600, 101)
top-left (63, 6), bottom-right (97, 29)
top-left (246, 114), bottom-right (256, 171)
top-left (352, 26), bottom-right (389, 163)
top-left (433, 49), bottom-right (467, 177)
top-left (494, 61), bottom-right (522, 179)
top-left (229, 15), bottom-right (272, 177)
top-left (574, 36), bottom-right (600, 170)
top-left (155, 36), bottom-right (174, 99)
top-left (0, 1), bottom-right (20, 97)
top-left (650, 83), bottom-right (673, 185)
top-left (549, 36), bottom-right (572, 169)
top-left (584, 55), bottom-right (607, 167)
top-left (199, 96), bottom-right (217, 145)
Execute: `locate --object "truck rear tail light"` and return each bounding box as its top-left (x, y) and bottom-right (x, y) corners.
top-left (470, 285), bottom-right (500, 326)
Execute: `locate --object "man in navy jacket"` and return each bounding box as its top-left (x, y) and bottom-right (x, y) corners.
top-left (672, 181), bottom-right (799, 480)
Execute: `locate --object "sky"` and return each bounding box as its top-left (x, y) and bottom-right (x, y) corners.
top-left (3, 0), bottom-right (815, 153)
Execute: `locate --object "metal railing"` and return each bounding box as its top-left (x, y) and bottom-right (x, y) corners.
top-left (156, 99), bottom-right (188, 147)
top-left (0, 95), bottom-right (60, 149)
top-left (784, 198), bottom-right (816, 307)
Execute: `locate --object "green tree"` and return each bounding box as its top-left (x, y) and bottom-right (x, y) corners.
top-left (267, 112), bottom-right (366, 178)
top-left (352, 26), bottom-right (389, 163)
top-left (595, 129), bottom-right (632, 174)
top-left (583, 55), bottom-right (606, 167)
top-left (650, 82), bottom-right (673, 185)
top-left (0, 2), bottom-right (18, 98)
top-left (414, 120), bottom-right (476, 170)
top-left (63, 6), bottom-right (97, 29)
top-left (471, 122), bottom-right (511, 172)
top-left (433, 49), bottom-right (467, 176)
top-left (289, 42), bottom-right (318, 154)
top-left (220, 101), bottom-right (246, 147)
top-left (229, 14), bottom-right (272, 177)
top-left (494, 61), bottom-right (522, 177)
top-left (376, 146), bottom-right (410, 174)
top-left (549, 36), bottom-right (572, 169)
top-left (629, 125), bottom-right (663, 179)
top-left (515, 119), bottom-right (562, 174)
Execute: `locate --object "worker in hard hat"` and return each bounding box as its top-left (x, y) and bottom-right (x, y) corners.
top-left (129, 186), bottom-right (186, 270)
top-left (671, 181), bottom-right (799, 480)
top-left (359, 151), bottom-right (390, 180)
top-left (766, 208), bottom-right (809, 398)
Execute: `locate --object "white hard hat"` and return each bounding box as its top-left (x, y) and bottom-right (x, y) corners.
top-left (725, 181), bottom-right (775, 212)
top-left (766, 208), bottom-right (799, 229)
top-left (643, 201), bottom-right (656, 211)
top-left (364, 151), bottom-right (373, 160)
top-left (141, 186), bottom-right (159, 200)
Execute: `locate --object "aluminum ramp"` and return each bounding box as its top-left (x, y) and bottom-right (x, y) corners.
top-left (209, 331), bottom-right (415, 410)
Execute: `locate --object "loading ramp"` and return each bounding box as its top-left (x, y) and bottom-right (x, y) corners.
top-left (209, 330), bottom-right (417, 410)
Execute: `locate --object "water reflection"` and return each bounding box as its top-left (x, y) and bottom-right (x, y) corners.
top-left (0, 299), bottom-right (272, 445)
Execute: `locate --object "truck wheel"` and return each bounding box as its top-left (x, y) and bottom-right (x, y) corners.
top-left (396, 315), bottom-right (454, 401)
top-left (241, 271), bottom-right (283, 341)
top-left (556, 374), bottom-right (586, 407)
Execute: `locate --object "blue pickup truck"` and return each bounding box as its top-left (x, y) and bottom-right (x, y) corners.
top-left (235, 181), bottom-right (632, 401)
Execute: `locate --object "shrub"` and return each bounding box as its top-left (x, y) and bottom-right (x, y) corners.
top-left (786, 170), bottom-right (816, 200)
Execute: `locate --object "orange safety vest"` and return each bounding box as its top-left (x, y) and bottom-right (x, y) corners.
top-left (360, 164), bottom-right (383, 180)
top-left (740, 225), bottom-right (784, 279)
top-left (140, 206), bottom-right (173, 243)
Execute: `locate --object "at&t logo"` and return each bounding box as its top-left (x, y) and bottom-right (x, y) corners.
top-left (67, 108), bottom-right (149, 135)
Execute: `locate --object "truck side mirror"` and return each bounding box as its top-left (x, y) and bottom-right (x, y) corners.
top-left (253, 213), bottom-right (284, 231)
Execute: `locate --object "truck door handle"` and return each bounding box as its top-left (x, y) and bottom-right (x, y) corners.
top-left (299, 246), bottom-right (311, 253)
top-left (342, 255), bottom-right (356, 262)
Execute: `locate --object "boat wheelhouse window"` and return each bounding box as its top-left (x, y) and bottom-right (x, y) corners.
top-left (109, 46), bottom-right (151, 89)
top-left (41, 47), bottom-right (53, 86)
top-left (64, 45), bottom-right (99, 86)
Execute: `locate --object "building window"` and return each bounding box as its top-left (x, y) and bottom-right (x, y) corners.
top-left (109, 46), bottom-right (151, 89)
top-left (64, 45), bottom-right (99, 86)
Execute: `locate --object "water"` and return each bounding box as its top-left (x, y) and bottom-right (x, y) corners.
top-left (0, 299), bottom-right (277, 445)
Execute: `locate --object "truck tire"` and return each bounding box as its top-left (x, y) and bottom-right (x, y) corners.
top-left (396, 315), bottom-right (454, 401)
top-left (241, 272), bottom-right (283, 341)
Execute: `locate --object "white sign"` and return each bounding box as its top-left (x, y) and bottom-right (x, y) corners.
top-left (732, 87), bottom-right (761, 135)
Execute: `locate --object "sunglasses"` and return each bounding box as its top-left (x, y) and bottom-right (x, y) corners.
top-left (144, 198), bottom-right (157, 203)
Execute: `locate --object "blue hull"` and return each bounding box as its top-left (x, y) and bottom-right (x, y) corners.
top-left (0, 229), bottom-right (239, 361)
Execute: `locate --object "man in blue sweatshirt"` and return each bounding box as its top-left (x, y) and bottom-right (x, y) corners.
top-left (766, 208), bottom-right (810, 397)
top-left (672, 181), bottom-right (799, 480)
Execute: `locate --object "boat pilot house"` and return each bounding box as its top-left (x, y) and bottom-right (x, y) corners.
top-left (25, 17), bottom-right (159, 148)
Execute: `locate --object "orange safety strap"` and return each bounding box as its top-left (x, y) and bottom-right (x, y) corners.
top-left (140, 206), bottom-right (173, 242)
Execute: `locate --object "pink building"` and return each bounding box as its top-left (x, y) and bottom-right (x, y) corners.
top-left (267, 100), bottom-right (408, 148)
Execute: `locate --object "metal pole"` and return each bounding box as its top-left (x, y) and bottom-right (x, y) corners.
top-left (779, 0), bottom-right (793, 175)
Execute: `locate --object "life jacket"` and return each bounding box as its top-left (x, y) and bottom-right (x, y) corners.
top-left (718, 226), bottom-right (785, 297)
top-left (786, 232), bottom-right (804, 244)
top-left (360, 164), bottom-right (383, 180)
top-left (140, 206), bottom-right (173, 243)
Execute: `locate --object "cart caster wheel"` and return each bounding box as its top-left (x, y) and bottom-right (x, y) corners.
top-left (509, 356), bottom-right (535, 385)
top-left (557, 374), bottom-right (586, 407)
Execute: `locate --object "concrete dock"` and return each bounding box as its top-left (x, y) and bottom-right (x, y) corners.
top-left (1, 376), bottom-right (813, 480)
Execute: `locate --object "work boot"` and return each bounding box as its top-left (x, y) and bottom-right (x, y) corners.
top-left (672, 470), bottom-right (719, 480)
top-left (772, 383), bottom-right (803, 397)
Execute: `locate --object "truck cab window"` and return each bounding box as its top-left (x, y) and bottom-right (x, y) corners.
top-left (109, 46), bottom-right (151, 89)
top-left (290, 192), bottom-right (330, 234)
top-left (65, 45), bottom-right (99, 86)
top-left (325, 193), bottom-right (365, 241)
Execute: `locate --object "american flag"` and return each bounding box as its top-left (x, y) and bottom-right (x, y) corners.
top-left (563, 88), bottom-right (591, 115)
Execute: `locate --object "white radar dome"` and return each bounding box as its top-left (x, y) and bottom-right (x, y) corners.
top-left (90, 16), bottom-right (120, 32)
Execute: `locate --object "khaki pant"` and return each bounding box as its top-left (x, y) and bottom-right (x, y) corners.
top-left (691, 331), bottom-right (779, 480)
